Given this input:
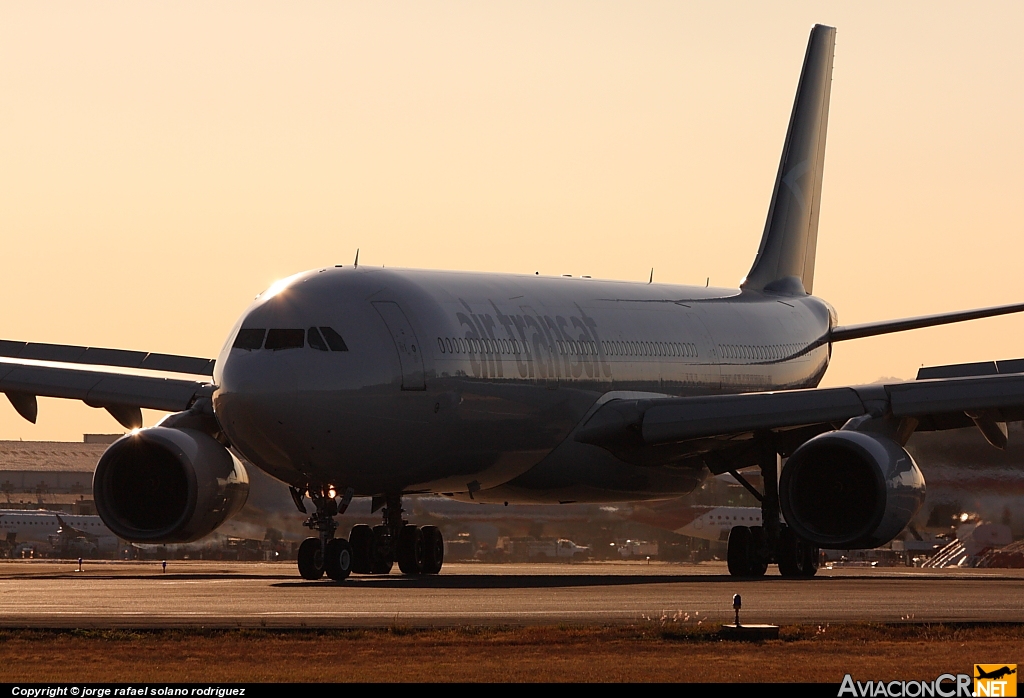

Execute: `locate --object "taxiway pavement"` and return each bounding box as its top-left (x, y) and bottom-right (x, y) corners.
top-left (0, 560), bottom-right (1020, 628)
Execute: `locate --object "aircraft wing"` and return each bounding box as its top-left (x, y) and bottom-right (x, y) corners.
top-left (575, 359), bottom-right (1024, 472)
top-left (0, 339), bottom-right (214, 375)
top-left (0, 357), bottom-right (213, 429)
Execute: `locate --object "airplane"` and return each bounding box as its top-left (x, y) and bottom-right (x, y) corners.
top-left (976, 667), bottom-right (1017, 681)
top-left (4, 23), bottom-right (1024, 581)
top-left (0, 509), bottom-right (118, 556)
top-left (629, 503), bottom-right (764, 544)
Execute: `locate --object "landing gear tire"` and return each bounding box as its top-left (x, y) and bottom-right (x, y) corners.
top-left (324, 538), bottom-right (353, 581)
top-left (349, 524), bottom-right (372, 574)
top-left (370, 524), bottom-right (394, 575)
top-left (421, 525), bottom-right (444, 575)
top-left (297, 537), bottom-right (325, 580)
top-left (748, 526), bottom-right (768, 577)
top-left (397, 524), bottom-right (426, 575)
top-left (777, 527), bottom-right (798, 577)
top-left (778, 527), bottom-right (819, 578)
top-left (797, 539), bottom-right (820, 578)
top-left (727, 526), bottom-right (753, 577)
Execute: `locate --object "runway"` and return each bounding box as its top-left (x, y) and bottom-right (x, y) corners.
top-left (0, 560), bottom-right (1021, 628)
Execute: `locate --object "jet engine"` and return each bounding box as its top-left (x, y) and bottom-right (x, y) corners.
top-left (779, 430), bottom-right (926, 549)
top-left (93, 427), bottom-right (249, 543)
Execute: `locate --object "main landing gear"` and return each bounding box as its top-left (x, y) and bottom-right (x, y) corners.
top-left (292, 488), bottom-right (444, 580)
top-left (725, 434), bottom-right (819, 579)
top-left (347, 493), bottom-right (444, 576)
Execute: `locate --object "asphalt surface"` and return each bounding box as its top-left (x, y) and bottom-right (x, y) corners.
top-left (0, 560), bottom-right (1021, 628)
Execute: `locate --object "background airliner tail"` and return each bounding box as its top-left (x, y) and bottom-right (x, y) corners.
top-left (742, 24), bottom-right (836, 295)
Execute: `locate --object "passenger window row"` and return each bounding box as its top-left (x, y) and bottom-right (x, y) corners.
top-left (437, 337), bottom-right (523, 355)
top-left (718, 343), bottom-right (799, 361)
top-left (233, 327), bottom-right (349, 352)
top-left (601, 340), bottom-right (697, 358)
top-left (436, 335), bottom-right (698, 359)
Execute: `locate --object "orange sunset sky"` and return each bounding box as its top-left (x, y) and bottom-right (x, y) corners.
top-left (1, 2), bottom-right (1022, 440)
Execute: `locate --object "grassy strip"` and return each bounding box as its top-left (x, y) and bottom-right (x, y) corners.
top-left (0, 623), bottom-right (1019, 682)
top-left (1, 621), bottom-right (1021, 641)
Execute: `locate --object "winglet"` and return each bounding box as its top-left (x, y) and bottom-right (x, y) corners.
top-left (742, 24), bottom-right (836, 295)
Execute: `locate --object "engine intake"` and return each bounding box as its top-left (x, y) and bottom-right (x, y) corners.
top-left (93, 427), bottom-right (249, 543)
top-left (779, 430), bottom-right (925, 549)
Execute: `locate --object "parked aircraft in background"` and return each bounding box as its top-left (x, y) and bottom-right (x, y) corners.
top-left (4, 25), bottom-right (1024, 581)
top-left (628, 504), bottom-right (763, 544)
top-left (0, 510), bottom-right (118, 556)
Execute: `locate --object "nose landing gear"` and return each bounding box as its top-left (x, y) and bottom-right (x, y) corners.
top-left (294, 485), bottom-right (354, 581)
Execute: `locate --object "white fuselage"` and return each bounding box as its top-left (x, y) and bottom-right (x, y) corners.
top-left (0, 510), bottom-right (117, 548)
top-left (212, 268), bottom-right (834, 503)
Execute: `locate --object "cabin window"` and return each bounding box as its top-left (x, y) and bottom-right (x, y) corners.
top-left (265, 329), bottom-right (305, 350)
top-left (232, 328), bottom-right (266, 351)
top-left (319, 327), bottom-right (349, 352)
top-left (308, 327), bottom-right (329, 352)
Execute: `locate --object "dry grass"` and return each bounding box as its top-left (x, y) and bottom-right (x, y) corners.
top-left (0, 624), bottom-right (1019, 683)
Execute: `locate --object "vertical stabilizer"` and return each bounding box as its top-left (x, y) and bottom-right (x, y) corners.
top-left (741, 24), bottom-right (835, 295)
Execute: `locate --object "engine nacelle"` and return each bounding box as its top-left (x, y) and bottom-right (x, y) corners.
top-left (93, 427), bottom-right (249, 544)
top-left (779, 430), bottom-right (926, 549)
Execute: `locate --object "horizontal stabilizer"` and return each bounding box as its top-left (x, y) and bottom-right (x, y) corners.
top-left (0, 340), bottom-right (214, 376)
top-left (830, 301), bottom-right (1024, 342)
top-left (917, 358), bottom-right (1024, 380)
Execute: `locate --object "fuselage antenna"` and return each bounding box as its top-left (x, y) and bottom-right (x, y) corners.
top-left (706, 277), bottom-right (709, 287)
top-left (354, 248), bottom-right (360, 268)
top-left (649, 268), bottom-right (654, 284)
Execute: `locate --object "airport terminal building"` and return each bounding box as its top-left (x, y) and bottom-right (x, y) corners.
top-left (0, 434), bottom-right (120, 514)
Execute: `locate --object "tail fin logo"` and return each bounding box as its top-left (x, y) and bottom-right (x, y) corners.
top-left (782, 159), bottom-right (811, 210)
